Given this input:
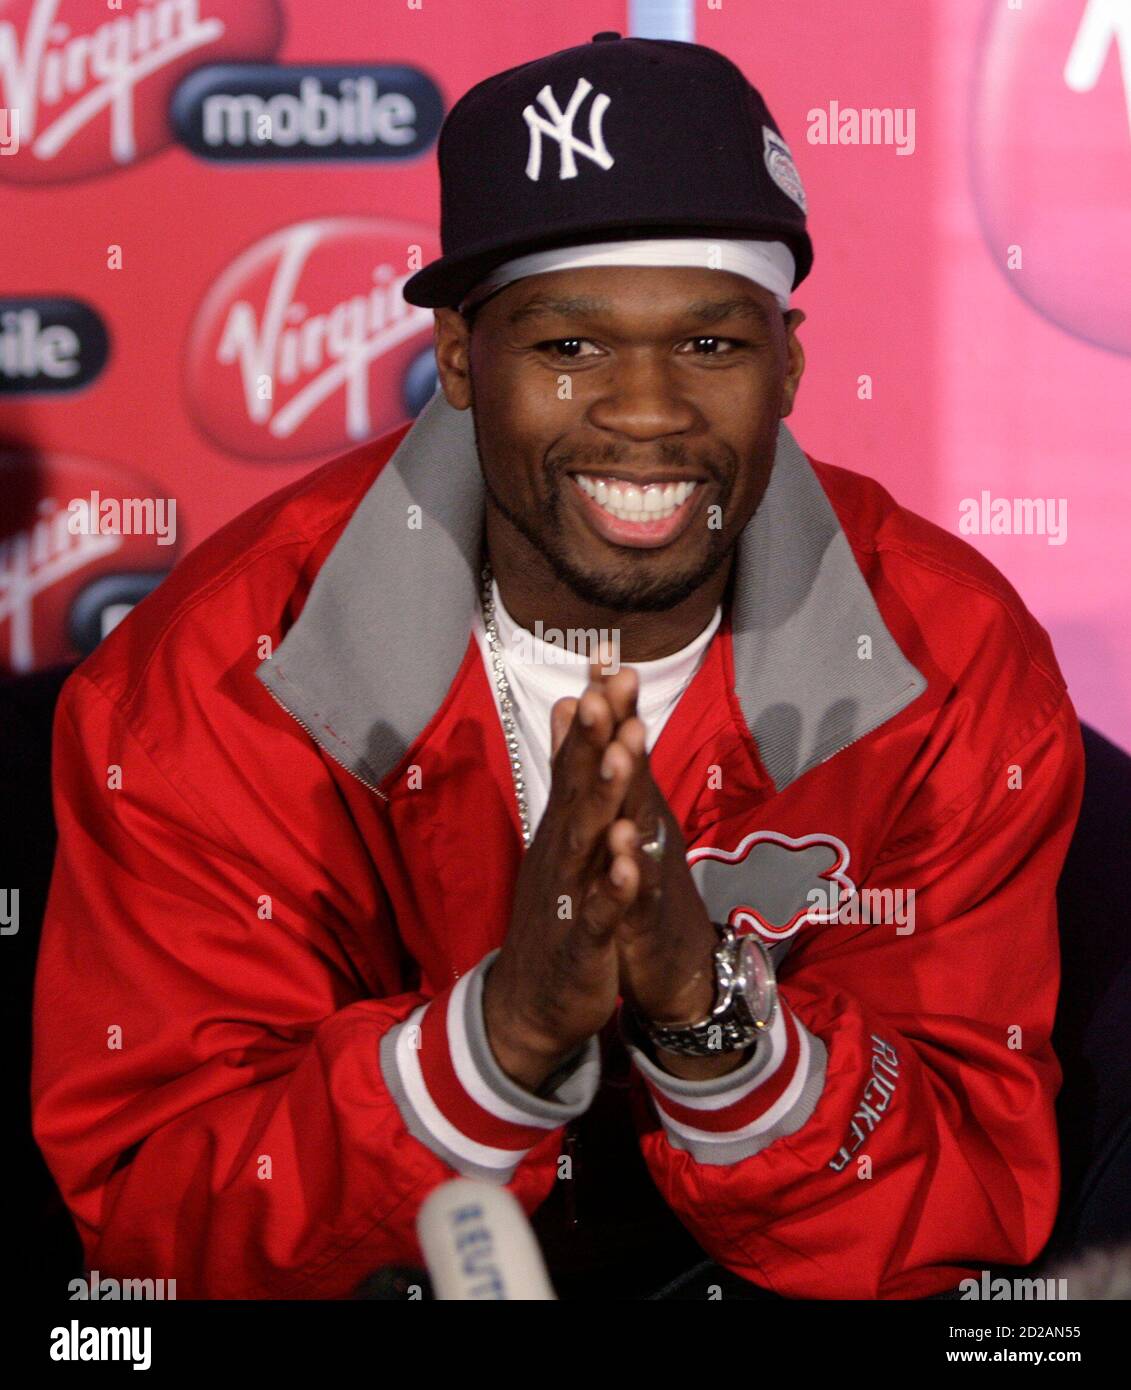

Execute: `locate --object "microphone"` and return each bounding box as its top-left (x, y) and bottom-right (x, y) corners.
top-left (416, 1178), bottom-right (557, 1300)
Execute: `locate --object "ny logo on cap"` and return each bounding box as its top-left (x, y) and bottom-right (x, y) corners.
top-left (523, 77), bottom-right (614, 181)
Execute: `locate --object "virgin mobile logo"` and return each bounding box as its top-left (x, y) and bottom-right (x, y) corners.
top-left (0, 297), bottom-right (109, 393)
top-left (0, 453), bottom-right (174, 673)
top-left (184, 218), bottom-right (436, 460)
top-left (171, 63), bottom-right (443, 161)
top-left (0, 0), bottom-right (283, 183)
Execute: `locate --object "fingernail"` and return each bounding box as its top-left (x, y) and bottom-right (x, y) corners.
top-left (578, 703), bottom-right (595, 727)
top-left (600, 751), bottom-right (615, 780)
top-left (611, 860), bottom-right (630, 887)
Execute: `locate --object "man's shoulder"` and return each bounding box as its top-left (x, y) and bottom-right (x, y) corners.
top-left (809, 454), bottom-right (1068, 712)
top-left (68, 419), bottom-right (413, 717)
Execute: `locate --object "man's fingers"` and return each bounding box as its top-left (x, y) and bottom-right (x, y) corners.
top-left (552, 685), bottom-right (614, 768)
top-left (577, 849), bottom-right (640, 939)
top-left (560, 732), bottom-right (637, 866)
top-left (614, 718), bottom-right (656, 826)
top-left (589, 663), bottom-right (639, 725)
top-left (549, 688), bottom-right (613, 801)
top-left (553, 667), bottom-right (638, 780)
top-left (607, 817), bottom-right (639, 859)
top-left (550, 698), bottom-right (577, 760)
top-left (608, 815), bottom-right (663, 917)
top-left (615, 715), bottom-right (646, 759)
top-left (549, 681), bottom-right (641, 860)
top-left (543, 668), bottom-right (649, 879)
top-left (550, 713), bottom-right (650, 875)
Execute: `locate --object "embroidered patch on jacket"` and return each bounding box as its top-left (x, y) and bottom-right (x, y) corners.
top-left (687, 829), bottom-right (854, 942)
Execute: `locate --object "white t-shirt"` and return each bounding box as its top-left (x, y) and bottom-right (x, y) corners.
top-left (472, 578), bottom-right (722, 837)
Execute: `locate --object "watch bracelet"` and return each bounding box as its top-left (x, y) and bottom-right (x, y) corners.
top-left (632, 923), bottom-right (767, 1058)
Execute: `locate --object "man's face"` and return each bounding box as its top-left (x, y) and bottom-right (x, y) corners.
top-left (434, 265), bottom-right (805, 612)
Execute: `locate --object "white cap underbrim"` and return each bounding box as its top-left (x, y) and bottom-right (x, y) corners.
top-left (458, 237), bottom-right (796, 316)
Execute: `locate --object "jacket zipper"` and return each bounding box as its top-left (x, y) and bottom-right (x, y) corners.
top-left (806, 696), bottom-right (921, 779)
top-left (263, 683), bottom-right (390, 802)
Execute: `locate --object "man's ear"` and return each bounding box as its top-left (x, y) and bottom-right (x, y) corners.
top-left (432, 307), bottom-right (473, 410)
top-left (780, 308), bottom-right (806, 419)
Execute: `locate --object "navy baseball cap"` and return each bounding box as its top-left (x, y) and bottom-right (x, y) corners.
top-left (402, 32), bottom-right (813, 309)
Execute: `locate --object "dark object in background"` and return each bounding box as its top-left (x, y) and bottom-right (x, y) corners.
top-left (67, 572), bottom-right (170, 658)
top-left (1047, 724), bottom-right (1131, 1258)
top-left (0, 665), bottom-right (84, 1302)
top-left (2, 667), bottom-right (1128, 1298)
top-left (352, 1265), bottom-right (433, 1300)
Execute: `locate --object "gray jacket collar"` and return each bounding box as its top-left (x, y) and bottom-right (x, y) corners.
top-left (256, 387), bottom-right (926, 795)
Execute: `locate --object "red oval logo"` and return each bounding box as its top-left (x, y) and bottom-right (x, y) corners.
top-left (971, 0), bottom-right (1131, 354)
top-left (0, 452), bottom-right (179, 673)
top-left (184, 217), bottom-right (438, 460)
top-left (0, 0), bottom-right (284, 184)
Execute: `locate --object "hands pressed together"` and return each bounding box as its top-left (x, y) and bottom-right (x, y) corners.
top-left (482, 664), bottom-right (751, 1092)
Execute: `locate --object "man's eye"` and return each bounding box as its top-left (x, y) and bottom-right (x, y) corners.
top-left (681, 337), bottom-right (742, 355)
top-left (537, 338), bottom-right (600, 360)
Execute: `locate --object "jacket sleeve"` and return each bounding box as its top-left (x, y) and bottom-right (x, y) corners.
top-left (624, 689), bottom-right (1085, 1299)
top-left (31, 673), bottom-right (598, 1299)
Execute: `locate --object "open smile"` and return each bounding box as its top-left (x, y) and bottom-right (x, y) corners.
top-left (568, 473), bottom-right (704, 549)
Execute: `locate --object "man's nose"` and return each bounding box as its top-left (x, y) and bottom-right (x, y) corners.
top-left (585, 353), bottom-right (698, 440)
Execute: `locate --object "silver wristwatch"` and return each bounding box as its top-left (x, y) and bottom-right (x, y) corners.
top-left (637, 923), bottom-right (778, 1057)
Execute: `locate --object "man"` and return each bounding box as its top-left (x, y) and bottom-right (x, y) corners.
top-left (33, 34), bottom-right (1083, 1300)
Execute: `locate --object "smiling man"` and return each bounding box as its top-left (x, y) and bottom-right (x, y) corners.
top-left (33, 34), bottom-right (1083, 1301)
top-left (439, 261), bottom-right (805, 1103)
top-left (460, 267), bottom-right (798, 638)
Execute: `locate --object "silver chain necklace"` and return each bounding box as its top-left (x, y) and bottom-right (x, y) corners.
top-left (479, 562), bottom-right (533, 849)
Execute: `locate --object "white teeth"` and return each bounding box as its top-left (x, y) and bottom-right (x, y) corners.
top-left (573, 474), bottom-right (699, 524)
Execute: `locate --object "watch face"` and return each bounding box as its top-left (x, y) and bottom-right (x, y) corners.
top-left (738, 938), bottom-right (776, 1027)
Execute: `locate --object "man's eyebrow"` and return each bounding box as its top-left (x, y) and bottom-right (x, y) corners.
top-left (685, 297), bottom-right (776, 330)
top-left (506, 295), bottom-right (610, 326)
top-left (505, 294), bottom-right (775, 329)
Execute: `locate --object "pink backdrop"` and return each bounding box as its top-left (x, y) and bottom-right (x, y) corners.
top-left (2, 0), bottom-right (1127, 749)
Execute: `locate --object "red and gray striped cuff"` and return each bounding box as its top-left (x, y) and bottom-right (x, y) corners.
top-left (379, 950), bottom-right (600, 1182)
top-left (622, 996), bottom-right (827, 1165)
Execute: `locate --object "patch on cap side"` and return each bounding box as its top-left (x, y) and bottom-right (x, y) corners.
top-left (762, 127), bottom-right (808, 214)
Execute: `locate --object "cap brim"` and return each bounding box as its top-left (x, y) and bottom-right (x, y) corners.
top-left (402, 217), bottom-right (813, 308)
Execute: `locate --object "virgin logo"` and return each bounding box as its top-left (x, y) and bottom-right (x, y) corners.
top-left (0, 0), bottom-right (283, 183)
top-left (972, 0), bottom-right (1131, 355)
top-left (0, 499), bottom-right (120, 671)
top-left (0, 454), bottom-right (173, 673)
top-left (185, 218), bottom-right (437, 460)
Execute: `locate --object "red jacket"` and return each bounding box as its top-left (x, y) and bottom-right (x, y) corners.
top-left (32, 390), bottom-right (1084, 1299)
